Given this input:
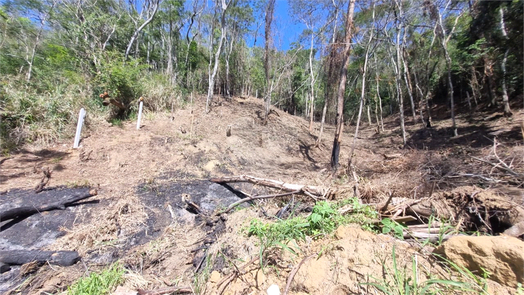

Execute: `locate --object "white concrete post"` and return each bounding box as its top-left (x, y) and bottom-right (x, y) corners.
top-left (73, 108), bottom-right (86, 148)
top-left (136, 100), bottom-right (144, 130)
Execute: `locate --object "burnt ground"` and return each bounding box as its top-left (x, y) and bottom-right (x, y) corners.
top-left (0, 95), bottom-right (523, 294)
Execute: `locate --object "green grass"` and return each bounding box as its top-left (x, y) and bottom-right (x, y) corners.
top-left (246, 198), bottom-right (379, 266)
top-left (362, 246), bottom-right (474, 295)
top-left (67, 263), bottom-right (125, 295)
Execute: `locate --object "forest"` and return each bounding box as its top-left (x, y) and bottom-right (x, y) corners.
top-left (0, 0), bottom-right (522, 160)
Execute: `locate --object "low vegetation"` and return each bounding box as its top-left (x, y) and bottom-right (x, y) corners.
top-left (67, 263), bottom-right (125, 295)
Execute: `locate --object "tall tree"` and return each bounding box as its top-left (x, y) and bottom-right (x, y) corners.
top-left (125, 0), bottom-right (160, 60)
top-left (206, 0), bottom-right (230, 113)
top-left (331, 0), bottom-right (356, 170)
top-left (263, 0), bottom-right (275, 124)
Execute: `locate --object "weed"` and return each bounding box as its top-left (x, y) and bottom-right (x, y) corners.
top-left (381, 218), bottom-right (406, 239)
top-left (193, 254), bottom-right (212, 294)
top-left (246, 198), bottom-right (379, 266)
top-left (66, 180), bottom-right (91, 188)
top-left (433, 253), bottom-right (490, 294)
top-left (67, 263), bottom-right (125, 295)
top-left (362, 246), bottom-right (473, 295)
top-left (110, 118), bottom-right (124, 127)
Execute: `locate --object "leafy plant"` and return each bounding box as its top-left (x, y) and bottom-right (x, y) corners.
top-left (362, 246), bottom-right (473, 295)
top-left (67, 263), bottom-right (125, 295)
top-left (381, 218), bottom-right (406, 240)
top-left (246, 198), bottom-right (379, 266)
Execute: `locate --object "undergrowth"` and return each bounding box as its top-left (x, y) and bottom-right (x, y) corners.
top-left (67, 263), bottom-right (125, 295)
top-left (362, 246), bottom-right (475, 295)
top-left (246, 198), bottom-right (379, 264)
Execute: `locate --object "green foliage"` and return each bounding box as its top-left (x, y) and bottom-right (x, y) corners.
top-left (381, 218), bottom-right (406, 240)
top-left (362, 246), bottom-right (473, 295)
top-left (67, 263), bottom-right (125, 295)
top-left (246, 198), bottom-right (379, 265)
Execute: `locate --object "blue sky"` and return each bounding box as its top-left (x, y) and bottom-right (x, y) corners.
top-left (245, 0), bottom-right (306, 51)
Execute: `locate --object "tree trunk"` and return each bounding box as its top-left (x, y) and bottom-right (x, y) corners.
top-left (206, 0), bottom-right (229, 113)
top-left (330, 0), bottom-right (356, 170)
top-left (348, 13), bottom-right (373, 170)
top-left (499, 6), bottom-right (512, 117)
top-left (308, 33), bottom-right (315, 132)
top-left (125, 0), bottom-right (159, 60)
top-left (435, 0), bottom-right (463, 136)
top-left (401, 40), bottom-right (417, 124)
top-left (317, 3), bottom-right (340, 145)
top-left (391, 2), bottom-right (407, 145)
top-left (376, 70), bottom-right (384, 132)
top-left (263, 0), bottom-right (276, 124)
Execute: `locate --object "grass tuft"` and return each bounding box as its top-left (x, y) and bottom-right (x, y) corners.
top-left (67, 263), bottom-right (125, 295)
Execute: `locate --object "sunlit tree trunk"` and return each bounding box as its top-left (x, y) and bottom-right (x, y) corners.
top-left (263, 0), bottom-right (276, 124)
top-left (331, 0), bottom-right (356, 170)
top-left (206, 0), bottom-right (229, 113)
top-left (499, 6), bottom-right (512, 117)
top-left (125, 0), bottom-right (160, 60)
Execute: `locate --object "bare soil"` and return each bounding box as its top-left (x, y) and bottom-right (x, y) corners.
top-left (0, 95), bottom-right (523, 294)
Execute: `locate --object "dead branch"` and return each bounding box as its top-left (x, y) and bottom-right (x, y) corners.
top-left (284, 254), bottom-right (314, 295)
top-left (0, 250), bottom-right (80, 270)
top-left (218, 191), bottom-right (300, 214)
top-left (217, 257), bottom-right (259, 295)
top-left (137, 287), bottom-right (193, 295)
top-left (34, 167), bottom-right (52, 193)
top-left (210, 175), bottom-right (330, 198)
top-left (0, 189), bottom-right (98, 222)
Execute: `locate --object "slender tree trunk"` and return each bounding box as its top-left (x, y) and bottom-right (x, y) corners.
top-left (348, 27), bottom-right (373, 170)
top-left (317, 2), bottom-right (340, 145)
top-left (367, 105), bottom-right (372, 125)
top-left (412, 69), bottom-right (427, 127)
top-left (264, 0), bottom-right (276, 124)
top-left (376, 72), bottom-right (384, 132)
top-left (391, 2), bottom-right (407, 145)
top-left (206, 0), bottom-right (229, 113)
top-left (308, 33), bottom-right (315, 132)
top-left (401, 41), bottom-right (417, 124)
top-left (435, 0), bottom-right (463, 136)
top-left (225, 35), bottom-right (234, 98)
top-left (125, 0), bottom-right (159, 60)
top-left (26, 2), bottom-right (55, 82)
top-left (499, 6), bottom-right (512, 116)
top-left (330, 0), bottom-right (356, 170)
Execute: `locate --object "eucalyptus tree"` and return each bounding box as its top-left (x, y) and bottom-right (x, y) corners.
top-left (263, 0), bottom-right (276, 123)
top-left (330, 0), bottom-right (356, 170)
top-left (223, 0), bottom-right (253, 97)
top-left (124, 0), bottom-right (160, 60)
top-left (290, 0), bottom-right (324, 132)
top-left (156, 0), bottom-right (184, 82)
top-left (2, 0), bottom-right (57, 81)
top-left (206, 0), bottom-right (230, 113)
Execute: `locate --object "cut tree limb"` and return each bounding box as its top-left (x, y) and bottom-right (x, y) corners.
top-left (210, 175), bottom-right (330, 198)
top-left (218, 191), bottom-right (300, 214)
top-left (0, 250), bottom-right (80, 270)
top-left (138, 287), bottom-right (193, 295)
top-left (0, 189), bottom-right (97, 222)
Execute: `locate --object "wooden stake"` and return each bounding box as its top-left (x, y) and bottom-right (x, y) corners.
top-left (73, 108), bottom-right (86, 148)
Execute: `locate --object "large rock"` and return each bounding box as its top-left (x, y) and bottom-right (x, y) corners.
top-left (434, 235), bottom-right (524, 288)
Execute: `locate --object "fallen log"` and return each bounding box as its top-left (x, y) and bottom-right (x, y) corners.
top-left (0, 250), bottom-right (80, 271)
top-left (0, 189), bottom-right (97, 222)
top-left (210, 175), bottom-right (330, 198)
top-left (138, 287), bottom-right (193, 295)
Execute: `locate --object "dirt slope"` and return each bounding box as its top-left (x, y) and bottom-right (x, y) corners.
top-left (0, 95), bottom-right (523, 294)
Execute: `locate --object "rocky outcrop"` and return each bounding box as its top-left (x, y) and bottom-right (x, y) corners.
top-left (434, 235), bottom-right (524, 288)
